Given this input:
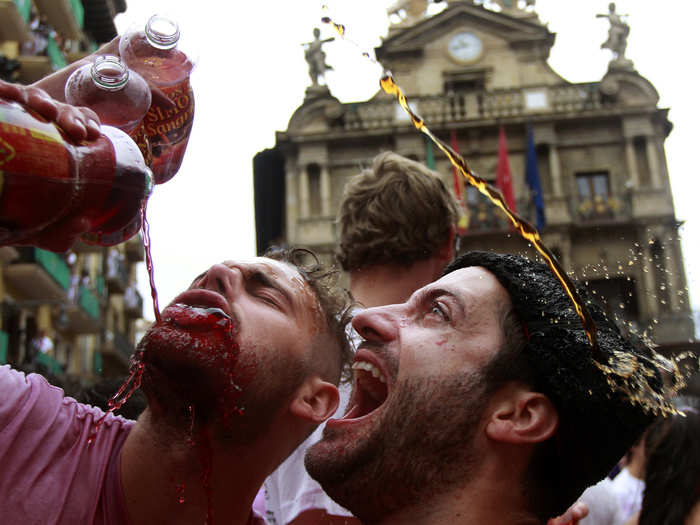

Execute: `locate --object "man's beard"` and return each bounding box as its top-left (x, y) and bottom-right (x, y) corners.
top-left (306, 371), bottom-right (488, 522)
top-left (138, 323), bottom-right (310, 444)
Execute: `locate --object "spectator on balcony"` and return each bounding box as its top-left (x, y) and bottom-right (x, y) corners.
top-left (26, 329), bottom-right (54, 366)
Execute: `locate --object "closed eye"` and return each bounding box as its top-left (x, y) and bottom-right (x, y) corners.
top-left (249, 271), bottom-right (283, 308)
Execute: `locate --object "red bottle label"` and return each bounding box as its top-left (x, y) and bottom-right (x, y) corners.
top-left (143, 77), bottom-right (194, 184)
top-left (128, 123), bottom-right (152, 167)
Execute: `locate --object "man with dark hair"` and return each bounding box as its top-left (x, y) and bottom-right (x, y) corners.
top-left (306, 251), bottom-right (664, 524)
top-left (0, 249), bottom-right (353, 525)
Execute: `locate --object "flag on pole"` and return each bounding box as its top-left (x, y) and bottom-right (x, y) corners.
top-left (496, 125), bottom-right (517, 213)
top-left (449, 130), bottom-right (469, 235)
top-left (525, 126), bottom-right (546, 231)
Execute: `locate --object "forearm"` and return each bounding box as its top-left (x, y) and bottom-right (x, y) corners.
top-left (31, 37), bottom-right (120, 102)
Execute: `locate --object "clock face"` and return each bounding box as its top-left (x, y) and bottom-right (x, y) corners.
top-left (448, 32), bottom-right (483, 63)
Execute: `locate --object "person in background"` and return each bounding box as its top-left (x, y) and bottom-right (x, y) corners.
top-left (609, 433), bottom-right (647, 523)
top-left (625, 405), bottom-right (700, 525)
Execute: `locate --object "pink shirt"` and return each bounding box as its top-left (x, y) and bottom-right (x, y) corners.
top-left (0, 365), bottom-right (134, 524)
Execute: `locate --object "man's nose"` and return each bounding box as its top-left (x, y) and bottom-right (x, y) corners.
top-left (352, 306), bottom-right (399, 343)
top-left (198, 263), bottom-right (240, 298)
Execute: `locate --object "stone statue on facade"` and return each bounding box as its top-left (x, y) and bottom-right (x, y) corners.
top-left (597, 3), bottom-right (630, 62)
top-left (303, 28), bottom-right (334, 87)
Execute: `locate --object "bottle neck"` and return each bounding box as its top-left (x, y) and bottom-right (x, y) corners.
top-left (145, 14), bottom-right (180, 50)
top-left (91, 56), bottom-right (129, 91)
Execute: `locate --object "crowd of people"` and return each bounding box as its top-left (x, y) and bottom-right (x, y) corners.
top-left (0, 45), bottom-right (698, 525)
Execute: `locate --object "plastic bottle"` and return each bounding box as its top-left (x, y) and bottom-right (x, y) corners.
top-left (65, 55), bottom-right (152, 166)
top-left (0, 98), bottom-right (153, 252)
top-left (119, 14), bottom-right (195, 184)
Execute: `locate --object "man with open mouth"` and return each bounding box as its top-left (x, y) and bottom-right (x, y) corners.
top-left (0, 248), bottom-right (353, 525)
top-left (305, 250), bottom-right (666, 525)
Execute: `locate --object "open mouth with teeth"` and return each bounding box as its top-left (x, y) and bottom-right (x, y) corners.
top-left (338, 359), bottom-right (390, 423)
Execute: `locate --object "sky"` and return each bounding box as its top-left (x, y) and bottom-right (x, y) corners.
top-left (113, 1), bottom-right (700, 325)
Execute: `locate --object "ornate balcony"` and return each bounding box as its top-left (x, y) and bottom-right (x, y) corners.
top-left (570, 194), bottom-right (632, 225)
top-left (340, 83), bottom-right (604, 131)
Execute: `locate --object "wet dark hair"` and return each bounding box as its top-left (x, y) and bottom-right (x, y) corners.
top-left (639, 407), bottom-right (700, 525)
top-left (264, 246), bottom-right (354, 384)
top-left (444, 251), bottom-right (664, 520)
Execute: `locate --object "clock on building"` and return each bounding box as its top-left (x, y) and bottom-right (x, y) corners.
top-left (447, 31), bottom-right (483, 63)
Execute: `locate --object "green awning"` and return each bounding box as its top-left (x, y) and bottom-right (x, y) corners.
top-left (13, 0), bottom-right (31, 21)
top-left (0, 331), bottom-right (8, 364)
top-left (47, 35), bottom-right (68, 69)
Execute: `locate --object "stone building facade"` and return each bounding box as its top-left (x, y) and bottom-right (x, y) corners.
top-left (254, 1), bottom-right (695, 356)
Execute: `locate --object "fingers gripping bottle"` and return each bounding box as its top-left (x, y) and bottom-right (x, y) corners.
top-left (65, 55), bottom-right (152, 166)
top-left (0, 98), bottom-right (153, 252)
top-left (120, 15), bottom-right (195, 184)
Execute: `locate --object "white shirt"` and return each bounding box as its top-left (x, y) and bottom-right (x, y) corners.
top-left (609, 468), bottom-right (645, 524)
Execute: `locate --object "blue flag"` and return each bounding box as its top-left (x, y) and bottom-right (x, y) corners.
top-left (525, 126), bottom-right (546, 231)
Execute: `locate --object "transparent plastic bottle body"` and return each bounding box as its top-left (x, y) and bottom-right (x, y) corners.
top-left (120, 15), bottom-right (195, 184)
top-left (65, 55), bottom-right (151, 133)
top-left (0, 98), bottom-right (153, 252)
top-left (65, 55), bottom-right (152, 166)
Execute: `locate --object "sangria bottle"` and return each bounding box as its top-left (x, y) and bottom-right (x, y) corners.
top-left (65, 55), bottom-right (152, 166)
top-left (0, 98), bottom-right (153, 252)
top-left (65, 55), bottom-right (151, 134)
top-left (120, 14), bottom-right (195, 184)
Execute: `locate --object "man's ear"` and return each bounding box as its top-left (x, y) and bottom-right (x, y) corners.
top-left (289, 377), bottom-right (340, 424)
top-left (485, 388), bottom-right (558, 445)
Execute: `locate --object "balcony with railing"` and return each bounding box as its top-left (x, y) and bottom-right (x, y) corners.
top-left (4, 247), bottom-right (70, 300)
top-left (63, 284), bottom-right (101, 333)
top-left (340, 83), bottom-right (605, 131)
top-left (570, 194), bottom-right (632, 225)
top-left (460, 194), bottom-right (537, 236)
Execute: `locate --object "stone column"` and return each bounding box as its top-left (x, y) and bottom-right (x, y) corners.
top-left (320, 164), bottom-right (331, 217)
top-left (646, 136), bottom-right (662, 189)
top-left (548, 143), bottom-right (563, 197)
top-left (285, 162), bottom-right (297, 244)
top-left (624, 138), bottom-right (639, 189)
top-left (299, 165), bottom-right (310, 219)
top-left (665, 233), bottom-right (689, 313)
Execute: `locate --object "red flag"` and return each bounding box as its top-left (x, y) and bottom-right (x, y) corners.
top-left (450, 130), bottom-right (469, 235)
top-left (496, 125), bottom-right (517, 212)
